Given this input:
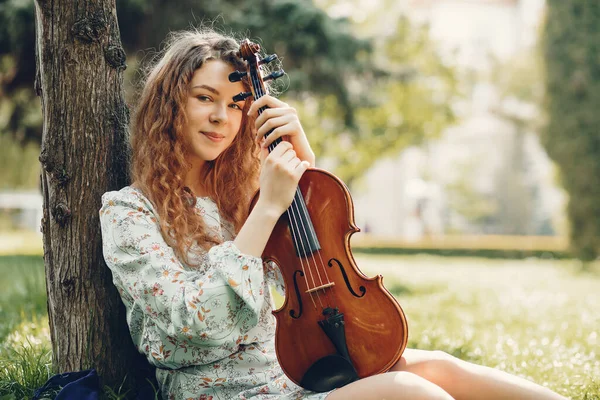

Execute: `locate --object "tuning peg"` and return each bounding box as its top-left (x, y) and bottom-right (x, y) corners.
top-left (259, 54), bottom-right (278, 65)
top-left (229, 70), bottom-right (247, 83)
top-left (263, 70), bottom-right (285, 82)
top-left (233, 92), bottom-right (253, 102)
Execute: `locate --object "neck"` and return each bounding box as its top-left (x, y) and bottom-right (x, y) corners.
top-left (184, 160), bottom-right (210, 197)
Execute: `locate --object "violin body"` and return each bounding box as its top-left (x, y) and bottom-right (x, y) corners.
top-left (250, 168), bottom-right (409, 391)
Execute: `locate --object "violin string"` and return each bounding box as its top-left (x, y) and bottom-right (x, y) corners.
top-left (286, 185), bottom-right (327, 306)
top-left (294, 185), bottom-right (332, 292)
top-left (280, 192), bottom-right (319, 308)
top-left (281, 182), bottom-right (323, 308)
top-left (251, 68), bottom-right (319, 308)
top-left (291, 186), bottom-right (330, 296)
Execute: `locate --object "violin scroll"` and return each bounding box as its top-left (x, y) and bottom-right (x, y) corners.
top-left (228, 39), bottom-right (285, 104)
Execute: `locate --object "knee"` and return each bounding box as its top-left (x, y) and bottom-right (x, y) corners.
top-left (429, 350), bottom-right (457, 363)
top-left (327, 371), bottom-right (454, 400)
top-left (389, 371), bottom-right (454, 400)
top-left (420, 350), bottom-right (464, 383)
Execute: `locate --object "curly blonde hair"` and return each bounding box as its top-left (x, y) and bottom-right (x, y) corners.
top-left (131, 29), bottom-right (263, 266)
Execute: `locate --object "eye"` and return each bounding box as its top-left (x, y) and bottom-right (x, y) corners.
top-left (229, 103), bottom-right (243, 110)
top-left (197, 95), bottom-right (212, 102)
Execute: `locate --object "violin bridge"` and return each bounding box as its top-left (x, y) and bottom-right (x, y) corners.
top-left (305, 282), bottom-right (335, 294)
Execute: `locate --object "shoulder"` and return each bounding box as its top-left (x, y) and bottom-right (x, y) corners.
top-left (99, 186), bottom-right (157, 221)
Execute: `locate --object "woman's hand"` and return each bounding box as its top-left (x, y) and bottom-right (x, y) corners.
top-left (256, 141), bottom-right (310, 216)
top-left (248, 95), bottom-right (316, 167)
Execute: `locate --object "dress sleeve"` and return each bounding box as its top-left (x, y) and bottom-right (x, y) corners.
top-left (99, 190), bottom-right (268, 368)
top-left (265, 261), bottom-right (286, 297)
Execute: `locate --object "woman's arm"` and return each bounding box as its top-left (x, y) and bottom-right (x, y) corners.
top-left (100, 190), bottom-right (271, 368)
top-left (232, 200), bottom-right (280, 258)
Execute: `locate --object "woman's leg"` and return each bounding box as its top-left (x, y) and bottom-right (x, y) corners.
top-left (392, 348), bottom-right (567, 400)
top-left (325, 370), bottom-right (455, 400)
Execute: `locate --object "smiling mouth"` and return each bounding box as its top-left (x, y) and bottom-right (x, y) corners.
top-left (202, 132), bottom-right (225, 142)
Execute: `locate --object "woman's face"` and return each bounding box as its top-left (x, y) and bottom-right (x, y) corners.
top-left (183, 59), bottom-right (247, 168)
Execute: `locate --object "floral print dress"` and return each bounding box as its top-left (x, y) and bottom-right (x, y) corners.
top-left (99, 186), bottom-right (332, 400)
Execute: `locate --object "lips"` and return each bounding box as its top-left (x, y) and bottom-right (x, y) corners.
top-left (202, 132), bottom-right (225, 142)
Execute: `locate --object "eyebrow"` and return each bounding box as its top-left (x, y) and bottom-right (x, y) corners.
top-left (191, 84), bottom-right (220, 95)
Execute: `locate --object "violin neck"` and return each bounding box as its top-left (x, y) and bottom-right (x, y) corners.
top-left (250, 65), bottom-right (319, 258)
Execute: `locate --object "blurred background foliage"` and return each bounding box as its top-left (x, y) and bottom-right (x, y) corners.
top-left (0, 0), bottom-right (458, 188)
top-left (543, 0), bottom-right (600, 261)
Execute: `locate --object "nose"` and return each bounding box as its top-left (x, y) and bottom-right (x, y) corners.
top-left (209, 103), bottom-right (228, 125)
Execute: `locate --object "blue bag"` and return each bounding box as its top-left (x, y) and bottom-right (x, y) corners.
top-left (32, 369), bottom-right (100, 400)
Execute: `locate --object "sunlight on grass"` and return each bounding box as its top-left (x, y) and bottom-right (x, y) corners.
top-left (357, 255), bottom-right (600, 399)
top-left (0, 255), bottom-right (53, 398)
top-left (4, 316), bottom-right (51, 349)
top-left (0, 255), bottom-right (46, 341)
top-left (0, 320), bottom-right (52, 398)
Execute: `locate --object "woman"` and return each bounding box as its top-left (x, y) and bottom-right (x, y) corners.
top-left (99, 29), bottom-right (566, 400)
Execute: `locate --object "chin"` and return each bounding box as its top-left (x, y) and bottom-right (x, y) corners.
top-left (191, 147), bottom-right (224, 163)
top-left (203, 152), bottom-right (224, 163)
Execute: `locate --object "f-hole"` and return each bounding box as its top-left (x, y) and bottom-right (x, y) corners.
top-left (328, 258), bottom-right (366, 298)
top-left (290, 270), bottom-right (304, 319)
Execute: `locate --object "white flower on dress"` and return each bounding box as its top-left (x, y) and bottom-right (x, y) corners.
top-left (157, 266), bottom-right (172, 279)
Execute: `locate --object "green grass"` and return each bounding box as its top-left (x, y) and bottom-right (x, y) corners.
top-left (358, 255), bottom-right (600, 400)
top-left (0, 255), bottom-right (51, 399)
top-left (0, 255), bottom-right (47, 342)
top-left (1, 254), bottom-right (599, 399)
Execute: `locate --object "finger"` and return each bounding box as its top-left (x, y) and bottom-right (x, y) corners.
top-left (256, 115), bottom-right (294, 145)
top-left (247, 95), bottom-right (289, 117)
top-left (281, 148), bottom-right (297, 162)
top-left (268, 140), bottom-right (293, 157)
top-left (289, 156), bottom-right (302, 169)
top-left (259, 139), bottom-right (270, 164)
top-left (259, 146), bottom-right (267, 165)
top-left (254, 107), bottom-right (289, 133)
top-left (263, 125), bottom-right (300, 149)
top-left (294, 160), bottom-right (310, 179)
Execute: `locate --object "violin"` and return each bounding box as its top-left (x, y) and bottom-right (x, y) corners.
top-left (230, 39), bottom-right (409, 393)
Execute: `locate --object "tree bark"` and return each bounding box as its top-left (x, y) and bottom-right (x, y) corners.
top-left (34, 0), bottom-right (154, 392)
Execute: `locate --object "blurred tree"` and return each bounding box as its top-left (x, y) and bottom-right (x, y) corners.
top-left (492, 125), bottom-right (535, 235)
top-left (0, 132), bottom-right (39, 189)
top-left (445, 159), bottom-right (497, 232)
top-left (487, 50), bottom-right (544, 236)
top-left (1, 0), bottom-right (369, 144)
top-left (543, 1), bottom-right (600, 261)
top-left (294, 15), bottom-right (458, 187)
top-left (0, 0), bottom-right (41, 143)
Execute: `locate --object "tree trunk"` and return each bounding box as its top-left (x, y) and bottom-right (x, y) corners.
top-left (34, 0), bottom-right (154, 392)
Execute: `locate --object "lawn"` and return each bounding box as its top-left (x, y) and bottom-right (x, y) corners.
top-left (360, 255), bottom-right (599, 399)
top-left (0, 255), bottom-right (50, 398)
top-left (0, 253), bottom-right (598, 399)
